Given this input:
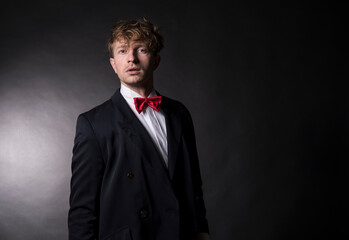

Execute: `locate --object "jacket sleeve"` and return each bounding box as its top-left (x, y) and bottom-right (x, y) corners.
top-left (68, 114), bottom-right (105, 240)
top-left (184, 108), bottom-right (210, 234)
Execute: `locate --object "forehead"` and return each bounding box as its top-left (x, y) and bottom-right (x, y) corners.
top-left (113, 39), bottom-right (148, 49)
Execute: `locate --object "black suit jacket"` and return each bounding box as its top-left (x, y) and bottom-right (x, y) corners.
top-left (68, 89), bottom-right (209, 240)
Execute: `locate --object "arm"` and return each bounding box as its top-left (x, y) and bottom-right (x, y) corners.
top-left (68, 115), bottom-right (105, 240)
top-left (184, 108), bottom-right (210, 236)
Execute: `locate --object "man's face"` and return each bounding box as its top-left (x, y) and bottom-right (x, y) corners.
top-left (109, 39), bottom-right (160, 89)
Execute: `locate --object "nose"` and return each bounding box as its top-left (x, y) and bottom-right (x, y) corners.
top-left (127, 50), bottom-right (139, 63)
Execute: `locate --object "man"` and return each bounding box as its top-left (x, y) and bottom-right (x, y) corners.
top-left (68, 18), bottom-right (210, 240)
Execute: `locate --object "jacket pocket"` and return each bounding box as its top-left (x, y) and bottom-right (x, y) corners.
top-left (103, 225), bottom-right (131, 240)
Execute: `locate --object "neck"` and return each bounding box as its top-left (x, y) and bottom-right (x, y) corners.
top-left (121, 82), bottom-right (153, 97)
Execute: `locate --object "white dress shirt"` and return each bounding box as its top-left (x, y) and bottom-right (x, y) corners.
top-left (120, 84), bottom-right (168, 167)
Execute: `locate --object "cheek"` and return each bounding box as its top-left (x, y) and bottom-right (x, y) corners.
top-left (142, 58), bottom-right (153, 69)
top-left (113, 61), bottom-right (123, 73)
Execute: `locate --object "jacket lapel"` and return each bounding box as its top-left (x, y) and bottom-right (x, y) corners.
top-left (111, 89), bottom-right (182, 181)
top-left (160, 96), bottom-right (182, 180)
top-left (111, 89), bottom-right (167, 173)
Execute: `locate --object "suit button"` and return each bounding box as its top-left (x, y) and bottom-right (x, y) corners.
top-left (127, 172), bottom-right (134, 179)
top-left (140, 209), bottom-right (148, 218)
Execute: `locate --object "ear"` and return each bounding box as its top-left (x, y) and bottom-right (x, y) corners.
top-left (153, 55), bottom-right (161, 71)
top-left (109, 58), bottom-right (118, 74)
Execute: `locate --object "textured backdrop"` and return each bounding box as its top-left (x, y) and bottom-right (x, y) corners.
top-left (0, 1), bottom-right (348, 240)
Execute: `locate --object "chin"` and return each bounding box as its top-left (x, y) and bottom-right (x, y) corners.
top-left (129, 79), bottom-right (144, 85)
top-left (124, 80), bottom-right (145, 87)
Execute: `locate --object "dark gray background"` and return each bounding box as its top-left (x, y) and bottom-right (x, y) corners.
top-left (0, 1), bottom-right (348, 240)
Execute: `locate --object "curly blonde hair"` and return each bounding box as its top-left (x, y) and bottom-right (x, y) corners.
top-left (107, 18), bottom-right (164, 57)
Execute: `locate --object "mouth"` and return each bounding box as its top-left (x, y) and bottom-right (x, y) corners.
top-left (126, 67), bottom-right (141, 74)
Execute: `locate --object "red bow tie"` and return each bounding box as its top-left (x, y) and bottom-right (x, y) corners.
top-left (134, 96), bottom-right (162, 114)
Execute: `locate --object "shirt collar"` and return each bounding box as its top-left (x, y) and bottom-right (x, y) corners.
top-left (120, 84), bottom-right (157, 102)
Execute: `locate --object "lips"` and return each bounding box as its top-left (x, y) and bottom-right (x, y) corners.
top-left (126, 67), bottom-right (140, 74)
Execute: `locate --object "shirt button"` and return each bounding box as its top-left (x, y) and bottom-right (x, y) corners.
top-left (127, 172), bottom-right (134, 179)
top-left (140, 209), bottom-right (148, 218)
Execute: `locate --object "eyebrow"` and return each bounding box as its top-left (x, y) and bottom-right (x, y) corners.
top-left (133, 43), bottom-right (147, 47)
top-left (116, 44), bottom-right (128, 49)
top-left (117, 43), bottom-right (147, 48)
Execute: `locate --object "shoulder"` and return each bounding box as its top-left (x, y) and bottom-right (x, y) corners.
top-left (81, 98), bottom-right (113, 119)
top-left (75, 97), bottom-right (115, 132)
top-left (161, 95), bottom-right (191, 116)
top-left (74, 98), bottom-right (116, 144)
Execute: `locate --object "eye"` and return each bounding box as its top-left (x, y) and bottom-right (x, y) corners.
top-left (138, 48), bottom-right (148, 54)
top-left (118, 49), bottom-right (126, 54)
